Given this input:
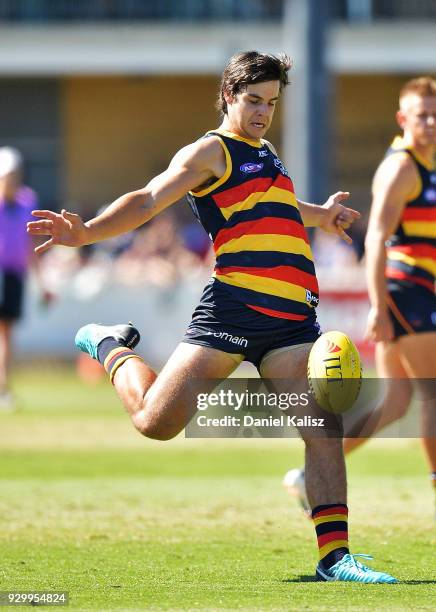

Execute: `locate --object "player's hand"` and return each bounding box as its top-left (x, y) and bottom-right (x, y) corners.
top-left (365, 307), bottom-right (394, 343)
top-left (320, 192), bottom-right (361, 244)
top-left (27, 209), bottom-right (89, 254)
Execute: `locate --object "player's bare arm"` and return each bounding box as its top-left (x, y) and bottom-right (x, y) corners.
top-left (365, 153), bottom-right (420, 342)
top-left (298, 192), bottom-right (360, 244)
top-left (27, 137), bottom-right (225, 254)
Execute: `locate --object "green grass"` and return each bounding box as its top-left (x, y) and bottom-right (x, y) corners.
top-left (0, 365), bottom-right (434, 610)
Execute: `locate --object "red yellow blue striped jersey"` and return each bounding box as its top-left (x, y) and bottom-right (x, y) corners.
top-left (187, 129), bottom-right (319, 320)
top-left (385, 136), bottom-right (436, 293)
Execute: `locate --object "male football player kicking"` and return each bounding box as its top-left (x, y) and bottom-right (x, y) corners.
top-left (28, 51), bottom-right (397, 583)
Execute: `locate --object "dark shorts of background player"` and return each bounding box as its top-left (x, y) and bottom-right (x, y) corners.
top-left (0, 271), bottom-right (24, 321)
top-left (387, 279), bottom-right (436, 339)
top-left (183, 278), bottom-right (321, 371)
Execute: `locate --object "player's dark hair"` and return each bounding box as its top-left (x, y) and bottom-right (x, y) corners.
top-left (217, 51), bottom-right (292, 115)
top-left (399, 76), bottom-right (436, 102)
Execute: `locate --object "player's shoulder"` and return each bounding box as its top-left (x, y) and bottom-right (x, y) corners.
top-left (374, 149), bottom-right (418, 185)
top-left (261, 139), bottom-right (278, 156)
top-left (173, 134), bottom-right (225, 169)
top-left (196, 133), bottom-right (225, 153)
top-left (373, 150), bottom-right (420, 204)
top-left (378, 136), bottom-right (417, 174)
top-left (181, 133), bottom-right (223, 158)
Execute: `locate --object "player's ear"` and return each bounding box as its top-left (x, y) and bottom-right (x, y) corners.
top-left (223, 88), bottom-right (234, 107)
top-left (396, 109), bottom-right (406, 130)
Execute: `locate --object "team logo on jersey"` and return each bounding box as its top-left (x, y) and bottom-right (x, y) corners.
top-left (274, 157), bottom-right (289, 177)
top-left (424, 188), bottom-right (436, 202)
top-left (258, 149), bottom-right (268, 157)
top-left (240, 162), bottom-right (264, 174)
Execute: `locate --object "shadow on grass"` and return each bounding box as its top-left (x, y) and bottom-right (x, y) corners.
top-left (400, 580), bottom-right (436, 585)
top-left (282, 575), bottom-right (318, 583)
top-left (283, 578), bottom-right (436, 585)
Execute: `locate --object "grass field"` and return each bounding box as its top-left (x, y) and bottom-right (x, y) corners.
top-left (0, 365), bottom-right (435, 610)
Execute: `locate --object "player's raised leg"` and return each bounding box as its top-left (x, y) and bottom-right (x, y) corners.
top-left (75, 322), bottom-right (242, 440)
top-left (115, 342), bottom-right (242, 440)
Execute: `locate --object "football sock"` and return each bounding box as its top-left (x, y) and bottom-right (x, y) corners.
top-left (312, 503), bottom-right (349, 569)
top-left (97, 338), bottom-right (143, 384)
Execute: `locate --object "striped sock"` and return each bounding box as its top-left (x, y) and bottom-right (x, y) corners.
top-left (97, 339), bottom-right (143, 384)
top-left (312, 504), bottom-right (349, 569)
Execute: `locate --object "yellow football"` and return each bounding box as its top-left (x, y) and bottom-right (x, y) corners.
top-left (307, 331), bottom-right (362, 414)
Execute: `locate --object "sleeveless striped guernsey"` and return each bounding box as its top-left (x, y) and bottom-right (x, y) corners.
top-left (385, 136), bottom-right (436, 293)
top-left (187, 129), bottom-right (319, 320)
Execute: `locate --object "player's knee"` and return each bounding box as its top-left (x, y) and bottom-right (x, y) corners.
top-left (384, 386), bottom-right (412, 419)
top-left (144, 428), bottom-right (177, 441)
top-left (393, 400), bottom-right (410, 419)
top-left (133, 414), bottom-right (178, 441)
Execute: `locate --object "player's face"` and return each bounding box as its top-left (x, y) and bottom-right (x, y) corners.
top-left (226, 81), bottom-right (280, 140)
top-left (397, 95), bottom-right (436, 147)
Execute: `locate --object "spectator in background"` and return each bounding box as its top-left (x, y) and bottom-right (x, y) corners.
top-left (0, 147), bottom-right (51, 410)
top-left (112, 213), bottom-right (213, 288)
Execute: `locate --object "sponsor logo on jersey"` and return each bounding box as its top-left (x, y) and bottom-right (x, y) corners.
top-left (305, 289), bottom-right (319, 307)
top-left (240, 162), bottom-right (264, 174)
top-left (274, 157), bottom-right (289, 177)
top-left (207, 330), bottom-right (248, 348)
top-left (258, 149), bottom-right (268, 157)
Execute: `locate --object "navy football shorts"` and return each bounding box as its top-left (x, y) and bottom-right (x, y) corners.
top-left (387, 279), bottom-right (436, 339)
top-left (183, 278), bottom-right (321, 371)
